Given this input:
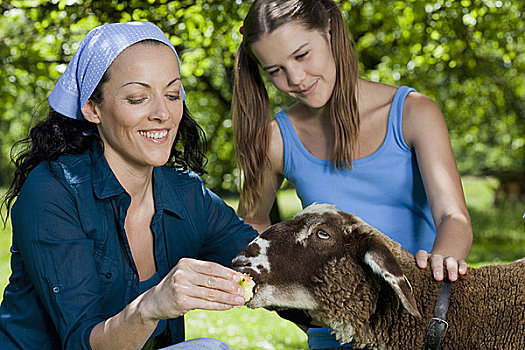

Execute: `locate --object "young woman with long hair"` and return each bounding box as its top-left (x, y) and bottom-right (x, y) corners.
top-left (232, 1), bottom-right (473, 348)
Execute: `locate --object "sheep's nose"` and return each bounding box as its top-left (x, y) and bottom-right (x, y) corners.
top-left (231, 256), bottom-right (250, 269)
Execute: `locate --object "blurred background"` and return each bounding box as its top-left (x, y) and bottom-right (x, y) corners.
top-left (1, 1), bottom-right (524, 348)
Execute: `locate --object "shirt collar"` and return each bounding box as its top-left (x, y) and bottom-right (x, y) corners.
top-left (91, 143), bottom-right (126, 199)
top-left (90, 142), bottom-right (186, 219)
top-left (152, 167), bottom-right (186, 219)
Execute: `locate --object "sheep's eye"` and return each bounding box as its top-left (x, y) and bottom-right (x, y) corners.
top-left (317, 230), bottom-right (330, 240)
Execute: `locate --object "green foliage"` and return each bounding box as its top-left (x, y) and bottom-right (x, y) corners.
top-left (0, 0), bottom-right (524, 193)
top-left (0, 0), bottom-right (252, 190)
top-left (348, 0), bottom-right (525, 177)
top-left (462, 176), bottom-right (525, 262)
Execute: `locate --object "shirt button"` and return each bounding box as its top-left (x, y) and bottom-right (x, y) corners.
top-left (52, 286), bottom-right (60, 294)
top-left (105, 272), bottom-right (112, 279)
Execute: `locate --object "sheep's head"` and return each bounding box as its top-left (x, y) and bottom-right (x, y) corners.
top-left (232, 203), bottom-right (421, 321)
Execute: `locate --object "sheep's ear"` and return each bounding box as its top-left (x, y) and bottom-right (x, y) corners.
top-left (358, 236), bottom-right (421, 318)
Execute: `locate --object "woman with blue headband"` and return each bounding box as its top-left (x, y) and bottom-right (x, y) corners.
top-left (0, 21), bottom-right (256, 349)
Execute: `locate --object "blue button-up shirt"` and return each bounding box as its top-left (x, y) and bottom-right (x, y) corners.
top-left (0, 144), bottom-right (257, 349)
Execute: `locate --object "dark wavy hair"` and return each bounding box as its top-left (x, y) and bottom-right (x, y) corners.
top-left (2, 82), bottom-right (207, 223)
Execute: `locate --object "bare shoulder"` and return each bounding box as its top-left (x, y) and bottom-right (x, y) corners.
top-left (404, 91), bottom-right (442, 119)
top-left (358, 79), bottom-right (398, 113)
top-left (267, 119), bottom-right (284, 174)
top-left (359, 79), bottom-right (397, 94)
top-left (403, 91), bottom-right (448, 148)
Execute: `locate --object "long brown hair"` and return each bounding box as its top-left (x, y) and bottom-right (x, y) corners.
top-left (232, 0), bottom-right (359, 215)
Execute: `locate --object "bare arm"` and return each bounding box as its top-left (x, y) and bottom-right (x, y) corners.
top-left (238, 120), bottom-right (285, 234)
top-left (402, 92), bottom-right (473, 281)
top-left (89, 258), bottom-right (244, 349)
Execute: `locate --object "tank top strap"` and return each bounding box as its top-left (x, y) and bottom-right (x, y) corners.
top-left (274, 109), bottom-right (293, 140)
top-left (274, 109), bottom-right (304, 176)
top-left (388, 86), bottom-right (417, 152)
top-left (274, 109), bottom-right (297, 147)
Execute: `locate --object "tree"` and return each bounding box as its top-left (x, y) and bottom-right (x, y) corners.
top-left (0, 0), bottom-right (251, 194)
top-left (346, 0), bottom-right (524, 183)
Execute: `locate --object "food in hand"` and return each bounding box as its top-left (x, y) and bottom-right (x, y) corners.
top-left (237, 272), bottom-right (255, 302)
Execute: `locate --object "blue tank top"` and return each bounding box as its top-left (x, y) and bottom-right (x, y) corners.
top-left (275, 86), bottom-right (436, 255)
top-left (275, 86), bottom-right (436, 348)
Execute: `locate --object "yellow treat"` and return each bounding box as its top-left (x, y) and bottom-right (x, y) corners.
top-left (237, 272), bottom-right (255, 302)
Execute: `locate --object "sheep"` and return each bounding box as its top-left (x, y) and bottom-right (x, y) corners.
top-left (232, 203), bottom-right (525, 350)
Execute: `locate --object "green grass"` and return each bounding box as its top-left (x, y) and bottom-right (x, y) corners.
top-left (461, 177), bottom-right (524, 263)
top-left (185, 308), bottom-right (308, 349)
top-left (0, 177), bottom-right (523, 349)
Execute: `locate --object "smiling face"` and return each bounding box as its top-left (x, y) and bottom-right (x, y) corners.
top-left (250, 22), bottom-right (336, 110)
top-left (82, 41), bottom-right (183, 173)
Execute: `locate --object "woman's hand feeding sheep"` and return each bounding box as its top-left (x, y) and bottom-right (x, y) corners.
top-left (0, 21), bottom-right (257, 350)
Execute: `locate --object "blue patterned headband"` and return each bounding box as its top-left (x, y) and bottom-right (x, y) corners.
top-left (48, 21), bottom-right (185, 120)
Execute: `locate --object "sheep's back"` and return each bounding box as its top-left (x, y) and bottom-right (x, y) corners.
top-left (442, 262), bottom-right (525, 349)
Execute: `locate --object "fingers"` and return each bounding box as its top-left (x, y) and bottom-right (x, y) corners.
top-left (141, 258), bottom-right (246, 322)
top-left (187, 258), bottom-right (240, 283)
top-left (458, 259), bottom-right (468, 275)
top-left (172, 286), bottom-right (241, 313)
top-left (443, 256), bottom-right (457, 281)
top-left (182, 272), bottom-right (244, 304)
top-left (415, 250), bottom-right (429, 269)
top-left (429, 254), bottom-right (444, 281)
top-left (189, 284), bottom-right (245, 306)
top-left (183, 258), bottom-right (244, 298)
top-left (416, 251), bottom-right (468, 281)
top-left (416, 250), bottom-right (444, 280)
top-left (172, 258), bottom-right (245, 307)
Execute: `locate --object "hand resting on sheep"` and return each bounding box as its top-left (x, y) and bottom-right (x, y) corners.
top-left (232, 203), bottom-right (525, 350)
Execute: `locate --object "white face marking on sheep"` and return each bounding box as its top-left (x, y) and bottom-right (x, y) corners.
top-left (233, 203), bottom-right (372, 316)
top-left (246, 284), bottom-right (319, 310)
top-left (295, 203), bottom-right (339, 217)
top-left (294, 203), bottom-right (340, 245)
top-left (232, 236), bottom-right (271, 275)
top-left (294, 226), bottom-right (314, 246)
